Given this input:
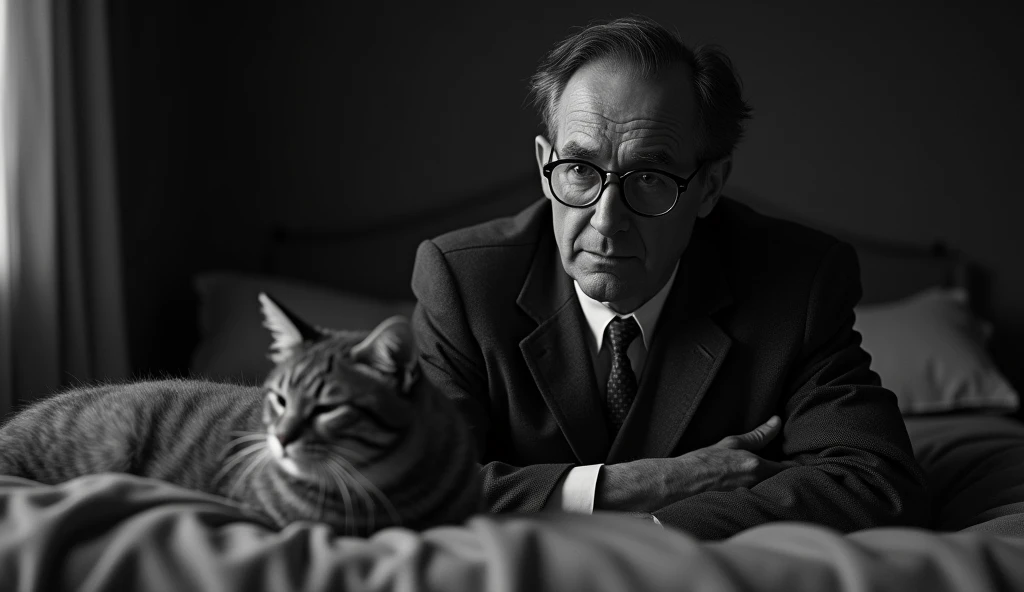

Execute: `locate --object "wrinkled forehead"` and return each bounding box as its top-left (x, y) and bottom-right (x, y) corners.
top-left (551, 57), bottom-right (698, 164)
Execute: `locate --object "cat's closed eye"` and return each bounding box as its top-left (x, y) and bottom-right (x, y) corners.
top-left (316, 404), bottom-right (358, 428)
top-left (311, 403), bottom-right (338, 416)
top-left (268, 391), bottom-right (287, 410)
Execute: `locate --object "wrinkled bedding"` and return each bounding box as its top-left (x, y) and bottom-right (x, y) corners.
top-left (906, 414), bottom-right (1024, 535)
top-left (2, 472), bottom-right (1024, 592)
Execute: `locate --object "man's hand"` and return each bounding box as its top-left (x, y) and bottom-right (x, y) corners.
top-left (673, 415), bottom-right (788, 496)
top-left (595, 416), bottom-right (787, 513)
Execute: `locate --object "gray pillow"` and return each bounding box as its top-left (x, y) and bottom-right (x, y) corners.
top-left (854, 287), bottom-right (1019, 415)
top-left (191, 272), bottom-right (415, 384)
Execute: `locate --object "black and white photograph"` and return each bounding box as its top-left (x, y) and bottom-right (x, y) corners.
top-left (1, 2), bottom-right (1023, 590)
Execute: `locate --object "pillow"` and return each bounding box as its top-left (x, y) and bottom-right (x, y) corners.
top-left (853, 287), bottom-right (1019, 415)
top-left (191, 272), bottom-right (416, 384)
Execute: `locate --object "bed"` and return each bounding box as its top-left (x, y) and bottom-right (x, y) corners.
top-left (3, 178), bottom-right (1023, 591)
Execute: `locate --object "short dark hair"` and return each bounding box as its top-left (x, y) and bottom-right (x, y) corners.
top-left (528, 16), bottom-right (752, 167)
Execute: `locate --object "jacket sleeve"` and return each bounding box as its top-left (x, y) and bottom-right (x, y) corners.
top-left (651, 241), bottom-right (931, 539)
top-left (410, 239), bottom-right (573, 512)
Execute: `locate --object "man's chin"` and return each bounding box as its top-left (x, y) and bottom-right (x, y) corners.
top-left (575, 273), bottom-right (637, 306)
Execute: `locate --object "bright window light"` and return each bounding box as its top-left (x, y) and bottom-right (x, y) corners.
top-left (0, 0), bottom-right (11, 414)
top-left (0, 0), bottom-right (8, 288)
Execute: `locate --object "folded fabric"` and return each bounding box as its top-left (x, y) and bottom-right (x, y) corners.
top-left (906, 414), bottom-right (1024, 534)
top-left (2, 473), bottom-right (1024, 592)
top-left (853, 287), bottom-right (1019, 414)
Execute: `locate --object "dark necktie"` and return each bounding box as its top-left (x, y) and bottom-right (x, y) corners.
top-left (606, 316), bottom-right (642, 434)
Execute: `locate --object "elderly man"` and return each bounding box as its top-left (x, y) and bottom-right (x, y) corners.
top-left (411, 16), bottom-right (928, 539)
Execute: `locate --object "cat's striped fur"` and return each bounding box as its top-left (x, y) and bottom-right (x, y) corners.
top-left (0, 294), bottom-right (482, 536)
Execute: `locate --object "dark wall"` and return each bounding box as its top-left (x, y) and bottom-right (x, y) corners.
top-left (110, 2), bottom-right (274, 376)
top-left (109, 2), bottom-right (1024, 389)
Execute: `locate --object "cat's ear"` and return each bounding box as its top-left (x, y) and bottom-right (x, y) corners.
top-left (350, 316), bottom-right (419, 393)
top-left (258, 292), bottom-right (325, 364)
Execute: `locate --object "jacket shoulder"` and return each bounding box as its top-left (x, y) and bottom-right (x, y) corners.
top-left (430, 199), bottom-right (548, 255)
top-left (414, 199), bottom-right (550, 309)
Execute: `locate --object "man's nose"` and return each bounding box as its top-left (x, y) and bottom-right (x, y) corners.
top-left (589, 176), bottom-right (630, 236)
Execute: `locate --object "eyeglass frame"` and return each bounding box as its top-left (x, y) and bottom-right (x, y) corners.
top-left (541, 147), bottom-right (704, 218)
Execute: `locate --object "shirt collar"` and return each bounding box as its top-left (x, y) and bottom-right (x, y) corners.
top-left (573, 261), bottom-right (679, 352)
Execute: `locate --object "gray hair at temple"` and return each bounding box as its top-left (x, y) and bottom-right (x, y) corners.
top-left (528, 16), bottom-right (753, 176)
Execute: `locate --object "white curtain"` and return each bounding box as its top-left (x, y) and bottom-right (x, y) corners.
top-left (1, 0), bottom-right (128, 418)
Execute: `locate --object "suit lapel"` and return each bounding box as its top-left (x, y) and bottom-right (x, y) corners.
top-left (608, 221), bottom-right (735, 462)
top-left (518, 231), bottom-right (609, 464)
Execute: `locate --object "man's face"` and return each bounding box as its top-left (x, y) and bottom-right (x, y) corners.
top-left (535, 56), bottom-right (725, 313)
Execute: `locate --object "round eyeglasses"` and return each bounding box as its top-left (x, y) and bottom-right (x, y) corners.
top-left (542, 148), bottom-right (703, 217)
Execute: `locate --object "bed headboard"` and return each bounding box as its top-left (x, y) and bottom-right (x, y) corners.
top-left (263, 173), bottom-right (988, 315)
top-left (262, 172), bottom-right (542, 301)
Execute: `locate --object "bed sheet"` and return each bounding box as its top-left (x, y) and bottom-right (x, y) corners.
top-left (906, 414), bottom-right (1024, 535)
top-left (2, 472), bottom-right (1024, 592)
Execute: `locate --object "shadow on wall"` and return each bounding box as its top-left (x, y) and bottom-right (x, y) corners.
top-left (110, 2), bottom-right (1024, 391)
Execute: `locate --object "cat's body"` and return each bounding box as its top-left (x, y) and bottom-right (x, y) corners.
top-left (0, 380), bottom-right (264, 493)
top-left (0, 296), bottom-right (482, 536)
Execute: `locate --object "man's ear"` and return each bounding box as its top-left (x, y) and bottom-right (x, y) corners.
top-left (696, 155), bottom-right (732, 219)
top-left (535, 135), bottom-right (555, 201)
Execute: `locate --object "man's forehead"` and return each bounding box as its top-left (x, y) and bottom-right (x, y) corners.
top-left (558, 137), bottom-right (679, 166)
top-left (552, 58), bottom-right (696, 160)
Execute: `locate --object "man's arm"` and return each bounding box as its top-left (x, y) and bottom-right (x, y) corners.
top-left (648, 241), bottom-right (931, 539)
top-left (594, 418), bottom-right (788, 513)
top-left (412, 238), bottom-right (795, 515)
top-left (411, 239), bottom-right (572, 512)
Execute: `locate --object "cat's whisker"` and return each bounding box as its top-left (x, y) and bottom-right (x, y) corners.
top-left (333, 450), bottom-right (401, 520)
top-left (228, 453), bottom-right (267, 503)
top-left (218, 436), bottom-right (269, 462)
top-left (229, 430), bottom-right (264, 438)
top-left (327, 458), bottom-right (376, 534)
top-left (330, 456), bottom-right (400, 529)
top-left (217, 440), bottom-right (265, 472)
top-left (314, 468), bottom-right (326, 523)
top-left (325, 443), bottom-right (369, 465)
top-left (228, 447), bottom-right (268, 501)
top-left (323, 460), bottom-right (356, 536)
top-left (214, 441), bottom-right (266, 486)
top-left (222, 433), bottom-right (268, 452)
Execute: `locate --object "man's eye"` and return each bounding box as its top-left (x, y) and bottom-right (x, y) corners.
top-left (638, 173), bottom-right (662, 186)
top-left (570, 165), bottom-right (596, 179)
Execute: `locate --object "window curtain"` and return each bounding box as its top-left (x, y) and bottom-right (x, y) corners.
top-left (1, 0), bottom-right (128, 418)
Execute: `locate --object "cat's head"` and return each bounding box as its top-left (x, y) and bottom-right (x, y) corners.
top-left (256, 293), bottom-right (420, 473)
top-left (233, 293), bottom-right (479, 535)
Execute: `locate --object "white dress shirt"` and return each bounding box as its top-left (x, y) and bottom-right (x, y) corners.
top-left (545, 263), bottom-right (679, 522)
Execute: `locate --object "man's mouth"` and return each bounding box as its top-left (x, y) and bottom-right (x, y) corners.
top-left (582, 250), bottom-right (633, 260)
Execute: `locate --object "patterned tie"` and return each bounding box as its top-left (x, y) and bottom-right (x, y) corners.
top-left (605, 316), bottom-right (642, 434)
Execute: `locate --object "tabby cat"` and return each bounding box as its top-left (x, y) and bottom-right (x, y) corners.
top-left (0, 293), bottom-right (482, 536)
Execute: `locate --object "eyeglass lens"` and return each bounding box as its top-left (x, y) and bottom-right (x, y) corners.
top-left (550, 163), bottom-right (677, 216)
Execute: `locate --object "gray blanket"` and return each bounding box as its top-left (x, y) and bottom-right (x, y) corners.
top-left (2, 472), bottom-right (1024, 592)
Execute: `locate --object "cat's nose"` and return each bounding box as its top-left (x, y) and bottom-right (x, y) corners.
top-left (276, 432), bottom-right (297, 451)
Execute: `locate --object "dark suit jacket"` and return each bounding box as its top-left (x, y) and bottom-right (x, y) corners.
top-left (411, 197), bottom-right (930, 539)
